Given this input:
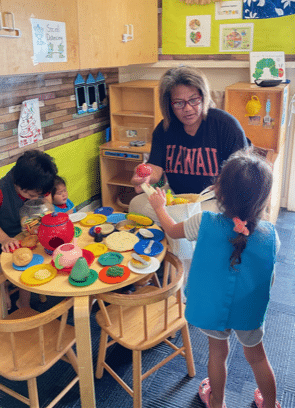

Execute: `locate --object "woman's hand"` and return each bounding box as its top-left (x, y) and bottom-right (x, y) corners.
top-left (131, 163), bottom-right (163, 194)
top-left (148, 187), bottom-right (166, 210)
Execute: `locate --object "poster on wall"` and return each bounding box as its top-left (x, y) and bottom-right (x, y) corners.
top-left (249, 51), bottom-right (286, 83)
top-left (215, 1), bottom-right (242, 20)
top-left (31, 18), bottom-right (67, 64)
top-left (219, 23), bottom-right (253, 52)
top-left (18, 99), bottom-right (42, 148)
top-left (186, 15), bottom-right (211, 47)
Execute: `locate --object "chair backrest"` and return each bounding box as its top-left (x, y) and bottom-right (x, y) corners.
top-left (96, 252), bottom-right (184, 340)
top-left (0, 297), bottom-right (74, 371)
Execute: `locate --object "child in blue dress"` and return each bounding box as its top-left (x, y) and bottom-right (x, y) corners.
top-left (52, 176), bottom-right (76, 214)
top-left (148, 150), bottom-right (280, 408)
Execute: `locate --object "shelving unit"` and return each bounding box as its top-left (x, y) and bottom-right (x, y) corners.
top-left (225, 82), bottom-right (290, 224)
top-left (100, 80), bottom-right (162, 211)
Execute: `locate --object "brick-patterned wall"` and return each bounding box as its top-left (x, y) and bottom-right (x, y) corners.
top-left (0, 68), bottom-right (119, 168)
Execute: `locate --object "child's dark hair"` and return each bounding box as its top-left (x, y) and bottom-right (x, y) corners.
top-left (52, 175), bottom-right (66, 198)
top-left (215, 150), bottom-right (273, 268)
top-left (13, 149), bottom-right (57, 194)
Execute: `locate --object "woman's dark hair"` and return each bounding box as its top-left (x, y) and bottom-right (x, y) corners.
top-left (214, 150), bottom-right (273, 269)
top-left (52, 175), bottom-right (66, 198)
top-left (13, 149), bottom-right (58, 195)
top-left (159, 66), bottom-right (215, 130)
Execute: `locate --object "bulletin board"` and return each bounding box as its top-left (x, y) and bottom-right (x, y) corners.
top-left (162, 0), bottom-right (295, 55)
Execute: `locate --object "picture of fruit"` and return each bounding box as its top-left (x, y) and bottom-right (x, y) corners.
top-left (189, 19), bottom-right (200, 30)
top-left (190, 31), bottom-right (201, 44)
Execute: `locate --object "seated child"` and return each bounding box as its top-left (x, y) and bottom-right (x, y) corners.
top-left (52, 176), bottom-right (76, 214)
top-left (0, 149), bottom-right (58, 309)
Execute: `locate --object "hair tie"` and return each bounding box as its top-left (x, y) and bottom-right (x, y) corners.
top-left (233, 217), bottom-right (249, 236)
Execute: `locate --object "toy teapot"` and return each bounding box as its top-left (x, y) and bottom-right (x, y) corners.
top-left (245, 95), bottom-right (262, 117)
top-left (53, 240), bottom-right (83, 269)
top-left (38, 212), bottom-right (75, 254)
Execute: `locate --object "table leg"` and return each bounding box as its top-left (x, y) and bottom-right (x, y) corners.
top-left (74, 296), bottom-right (96, 408)
top-left (0, 270), bottom-right (8, 319)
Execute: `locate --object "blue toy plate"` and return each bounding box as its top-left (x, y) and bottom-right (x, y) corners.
top-left (94, 206), bottom-right (114, 216)
top-left (13, 254), bottom-right (44, 271)
top-left (107, 213), bottom-right (126, 224)
top-left (133, 240), bottom-right (164, 257)
top-left (136, 228), bottom-right (165, 242)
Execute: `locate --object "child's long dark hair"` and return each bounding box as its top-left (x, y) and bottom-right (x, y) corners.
top-left (214, 150), bottom-right (273, 269)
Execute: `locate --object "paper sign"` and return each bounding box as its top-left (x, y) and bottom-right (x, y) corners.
top-left (215, 1), bottom-right (242, 20)
top-left (31, 18), bottom-right (67, 64)
top-left (18, 99), bottom-right (42, 148)
top-left (219, 23), bottom-right (253, 52)
top-left (186, 15), bottom-right (211, 48)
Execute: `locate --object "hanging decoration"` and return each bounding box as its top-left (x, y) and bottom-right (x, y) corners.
top-left (18, 98), bottom-right (42, 148)
top-left (243, 0), bottom-right (295, 19)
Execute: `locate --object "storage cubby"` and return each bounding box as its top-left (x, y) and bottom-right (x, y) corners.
top-left (100, 80), bottom-right (163, 211)
top-left (109, 80), bottom-right (162, 143)
top-left (225, 82), bottom-right (290, 224)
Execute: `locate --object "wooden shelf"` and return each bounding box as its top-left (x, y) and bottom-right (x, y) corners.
top-left (107, 171), bottom-right (134, 187)
top-left (112, 111), bottom-right (155, 118)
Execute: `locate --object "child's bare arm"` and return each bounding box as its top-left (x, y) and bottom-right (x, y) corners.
top-left (148, 188), bottom-right (185, 239)
top-left (0, 228), bottom-right (20, 252)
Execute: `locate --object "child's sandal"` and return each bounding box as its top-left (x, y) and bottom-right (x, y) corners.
top-left (254, 388), bottom-right (281, 408)
top-left (199, 378), bottom-right (227, 408)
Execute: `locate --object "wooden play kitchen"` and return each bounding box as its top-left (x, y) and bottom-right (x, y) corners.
top-left (99, 80), bottom-right (163, 211)
top-left (0, 211), bottom-right (167, 408)
top-left (225, 82), bottom-right (290, 224)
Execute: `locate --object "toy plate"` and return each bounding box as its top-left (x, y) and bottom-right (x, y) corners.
top-left (99, 265), bottom-right (130, 284)
top-left (69, 212), bottom-right (87, 223)
top-left (133, 240), bottom-right (164, 257)
top-left (13, 254), bottom-right (44, 271)
top-left (98, 252), bottom-right (124, 266)
top-left (20, 264), bottom-right (57, 286)
top-left (94, 206), bottom-right (114, 216)
top-left (107, 213), bottom-right (126, 224)
top-left (128, 257), bottom-right (160, 275)
top-left (79, 214), bottom-right (107, 227)
top-left (74, 226), bottom-right (83, 237)
top-left (68, 269), bottom-right (98, 286)
top-left (136, 228), bottom-right (165, 242)
top-left (83, 243), bottom-right (108, 257)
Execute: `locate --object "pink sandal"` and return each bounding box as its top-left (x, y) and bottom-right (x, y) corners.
top-left (254, 388), bottom-right (281, 408)
top-left (199, 378), bottom-right (227, 408)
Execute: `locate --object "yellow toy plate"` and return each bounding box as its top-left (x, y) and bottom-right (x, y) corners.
top-left (80, 214), bottom-right (107, 227)
top-left (83, 243), bottom-right (108, 257)
top-left (20, 264), bottom-right (57, 286)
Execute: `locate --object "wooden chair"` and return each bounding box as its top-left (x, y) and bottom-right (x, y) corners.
top-left (95, 251), bottom-right (196, 408)
top-left (0, 297), bottom-right (79, 408)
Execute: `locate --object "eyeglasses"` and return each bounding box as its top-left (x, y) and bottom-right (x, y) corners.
top-left (171, 97), bottom-right (202, 110)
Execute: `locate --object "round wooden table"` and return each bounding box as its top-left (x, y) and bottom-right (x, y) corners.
top-left (1, 214), bottom-right (167, 408)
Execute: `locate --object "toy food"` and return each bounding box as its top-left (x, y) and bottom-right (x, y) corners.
top-left (38, 212), bottom-right (75, 254)
top-left (20, 198), bottom-right (54, 235)
top-left (136, 163), bottom-right (152, 178)
top-left (69, 257), bottom-right (90, 283)
top-left (126, 213), bottom-right (153, 227)
top-left (21, 235), bottom-right (39, 249)
top-left (130, 253), bottom-right (151, 269)
top-left (53, 242), bottom-right (83, 269)
top-left (166, 190), bottom-right (190, 206)
top-left (105, 231), bottom-right (139, 252)
top-left (13, 248), bottom-right (33, 266)
top-left (245, 95), bottom-right (262, 117)
top-left (34, 269), bottom-right (52, 280)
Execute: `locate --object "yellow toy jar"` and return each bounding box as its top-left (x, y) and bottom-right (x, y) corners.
top-left (245, 95), bottom-right (262, 116)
